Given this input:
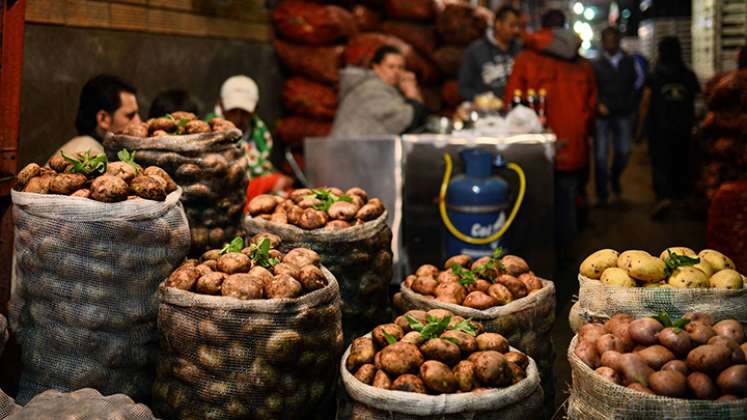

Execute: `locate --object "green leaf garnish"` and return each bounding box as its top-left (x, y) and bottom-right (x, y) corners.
top-left (405, 315), bottom-right (424, 333)
top-left (220, 236), bottom-right (245, 255)
top-left (61, 150), bottom-right (108, 177)
top-left (382, 330), bottom-right (398, 345)
top-left (117, 149), bottom-right (142, 172)
top-left (237, 238), bottom-right (280, 269)
top-left (203, 112), bottom-right (220, 122)
top-left (420, 315), bottom-right (451, 340)
top-left (451, 318), bottom-right (478, 336)
top-left (663, 252), bottom-right (700, 276)
top-left (653, 312), bottom-right (673, 327)
top-left (673, 318), bottom-right (691, 329)
top-left (452, 264), bottom-right (477, 286)
top-left (306, 188), bottom-right (354, 212)
top-left (442, 336), bottom-right (461, 345)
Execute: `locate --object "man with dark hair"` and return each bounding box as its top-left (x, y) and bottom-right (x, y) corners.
top-left (148, 88), bottom-right (200, 119)
top-left (458, 5), bottom-right (521, 101)
top-left (331, 45), bottom-right (427, 137)
top-left (592, 26), bottom-right (638, 206)
top-left (52, 74), bottom-right (140, 160)
top-left (540, 9), bottom-right (566, 29)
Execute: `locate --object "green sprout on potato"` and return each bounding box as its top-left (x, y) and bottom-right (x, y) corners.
top-left (62, 150), bottom-right (108, 177)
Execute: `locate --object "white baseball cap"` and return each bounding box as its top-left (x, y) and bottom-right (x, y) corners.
top-left (219, 75), bottom-right (259, 113)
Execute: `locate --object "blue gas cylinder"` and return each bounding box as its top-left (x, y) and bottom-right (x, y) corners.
top-left (444, 149), bottom-right (509, 258)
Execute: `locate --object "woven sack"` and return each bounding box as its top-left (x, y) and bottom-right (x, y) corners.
top-left (274, 41), bottom-right (344, 85)
top-left (244, 212), bottom-right (392, 343)
top-left (338, 333), bottom-right (544, 419)
top-left (103, 129), bottom-right (246, 255)
top-left (282, 77), bottom-right (338, 120)
top-left (1, 388), bottom-right (155, 420)
top-left (567, 335), bottom-right (747, 419)
top-left (152, 268), bottom-right (342, 420)
top-left (0, 387), bottom-right (20, 419)
top-left (272, 0), bottom-right (356, 46)
top-left (8, 189), bottom-right (189, 404)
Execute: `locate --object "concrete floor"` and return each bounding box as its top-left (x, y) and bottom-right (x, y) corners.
top-left (550, 142), bottom-right (707, 415)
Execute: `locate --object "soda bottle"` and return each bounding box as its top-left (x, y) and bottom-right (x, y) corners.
top-left (537, 88), bottom-right (547, 127)
top-left (526, 88), bottom-right (537, 113)
top-left (511, 89), bottom-right (523, 109)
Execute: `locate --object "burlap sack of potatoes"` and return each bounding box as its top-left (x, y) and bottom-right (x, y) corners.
top-left (152, 268), bottom-right (343, 420)
top-left (0, 388), bottom-right (155, 420)
top-left (567, 336), bottom-right (747, 419)
top-left (398, 279), bottom-right (556, 412)
top-left (8, 189), bottom-right (190, 404)
top-left (244, 212), bottom-right (393, 343)
top-left (337, 333), bottom-right (544, 420)
top-left (104, 129), bottom-right (247, 256)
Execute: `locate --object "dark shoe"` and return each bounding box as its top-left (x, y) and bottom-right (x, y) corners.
top-left (650, 199), bottom-right (672, 219)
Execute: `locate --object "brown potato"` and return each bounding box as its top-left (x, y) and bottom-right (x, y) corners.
top-left (434, 282), bottom-right (467, 304)
top-left (195, 272), bottom-right (226, 295)
top-left (426, 309), bottom-right (454, 321)
top-left (713, 320), bottom-right (745, 344)
top-left (49, 173), bottom-right (87, 195)
top-left (391, 374), bottom-right (426, 393)
top-left (438, 270), bottom-right (460, 284)
top-left (420, 360), bottom-right (458, 394)
top-left (221, 273), bottom-right (264, 300)
top-left (401, 331), bottom-right (425, 346)
top-left (249, 194), bottom-right (278, 216)
top-left (289, 188), bottom-right (312, 203)
top-left (683, 312), bottom-right (716, 326)
top-left (487, 283), bottom-right (513, 305)
top-left (657, 327), bottom-right (693, 356)
top-left (575, 339), bottom-right (600, 369)
top-left (637, 345), bottom-right (675, 370)
top-left (595, 366), bottom-right (621, 384)
top-left (283, 248), bottom-right (320, 268)
top-left (345, 187), bottom-right (368, 201)
top-left (265, 274), bottom-right (303, 299)
top-left (687, 372), bottom-right (719, 400)
top-left (685, 321), bottom-right (717, 345)
top-left (619, 353), bottom-right (654, 386)
top-left (325, 220), bottom-right (350, 230)
top-left (328, 201), bottom-right (359, 221)
top-left (716, 365), bottom-right (747, 397)
top-left (686, 344), bottom-right (732, 374)
top-left (143, 166), bottom-right (177, 193)
top-left (471, 256), bottom-right (498, 279)
top-left (468, 351), bottom-right (511, 387)
top-left (217, 252), bottom-right (251, 274)
top-left (298, 197), bottom-right (322, 209)
top-left (420, 338), bottom-right (461, 366)
top-left (148, 117), bottom-right (176, 133)
top-left (250, 232), bottom-right (282, 248)
top-left (170, 111), bottom-right (196, 121)
top-left (346, 337), bottom-right (376, 372)
top-left (708, 336), bottom-right (746, 364)
top-left (495, 274), bottom-right (528, 299)
top-left (444, 255), bottom-right (472, 270)
top-left (71, 188), bottom-right (91, 198)
top-left (501, 255), bottom-right (530, 276)
top-left (105, 161), bottom-right (138, 183)
top-left (453, 360), bottom-right (477, 392)
top-left (596, 333), bottom-right (627, 355)
top-left (468, 279), bottom-right (492, 293)
top-left (166, 267), bottom-right (201, 290)
top-left (411, 276), bottom-right (438, 295)
top-left (122, 121), bottom-right (148, 137)
top-left (518, 272), bottom-right (543, 291)
top-left (462, 291), bottom-right (498, 309)
top-left (416, 264), bottom-right (439, 277)
top-left (718, 395), bottom-right (739, 401)
top-left (298, 265), bottom-right (327, 292)
top-left (649, 370), bottom-right (687, 397)
top-left (209, 117), bottom-right (236, 131)
top-left (372, 323), bottom-right (404, 348)
top-left (356, 203), bottom-right (384, 221)
top-left (505, 351), bottom-right (529, 370)
top-left (440, 330), bottom-right (477, 354)
top-left (507, 361), bottom-right (526, 384)
top-left (152, 129), bottom-right (168, 137)
top-left (372, 370), bottom-right (391, 389)
top-left (130, 175), bottom-right (166, 201)
top-left (627, 383), bottom-right (655, 394)
top-left (16, 163), bottom-right (42, 188)
top-left (379, 342), bottom-right (424, 376)
top-left (90, 174), bottom-right (129, 202)
top-left (185, 119), bottom-right (210, 134)
top-left (605, 315), bottom-right (635, 351)
top-left (272, 262), bottom-right (300, 279)
top-left (579, 323), bottom-right (607, 344)
top-left (48, 155), bottom-right (67, 172)
top-left (661, 360), bottom-right (689, 376)
top-left (248, 266), bottom-right (274, 287)
top-left (353, 364), bottom-right (377, 385)
top-left (629, 318), bottom-right (664, 346)
top-left (476, 333), bottom-right (509, 353)
top-left (298, 208), bottom-right (328, 229)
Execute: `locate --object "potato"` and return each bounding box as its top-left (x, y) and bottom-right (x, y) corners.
top-left (500, 255), bottom-right (530, 276)
top-left (416, 264), bottom-right (439, 277)
top-left (687, 344), bottom-right (732, 373)
top-left (372, 370), bottom-right (392, 389)
top-left (580, 249), bottom-right (619, 279)
top-left (628, 255), bottom-right (667, 282)
top-left (122, 121), bottom-right (148, 137)
top-left (390, 374), bottom-right (426, 393)
top-left (476, 333), bottom-right (509, 353)
top-left (411, 276), bottom-right (438, 295)
top-left (716, 365), bottom-right (747, 396)
top-left (692, 260), bottom-right (715, 278)
top-left (698, 249), bottom-right (736, 271)
top-left (217, 252), bottom-right (251, 274)
top-left (462, 291), bottom-right (498, 309)
top-left (617, 250), bottom-right (650, 271)
top-left (683, 312), bottom-right (715, 327)
top-left (659, 247), bottom-right (696, 260)
top-left (487, 283), bottom-right (513, 305)
top-left (709, 269), bottom-right (743, 289)
top-left (90, 174), bottom-right (129, 202)
top-left (435, 282), bottom-right (467, 304)
top-left (627, 383), bottom-right (655, 394)
top-left (452, 360), bottom-right (477, 392)
top-left (328, 201), bottom-right (359, 221)
top-left (346, 337), bottom-right (376, 372)
top-left (595, 366), bottom-right (621, 384)
top-left (266, 274), bottom-right (303, 299)
top-left (427, 309), bottom-right (454, 321)
top-left (356, 202), bottom-right (384, 221)
top-left (741, 342), bottom-right (747, 357)
top-left (248, 266), bottom-right (274, 288)
top-left (221, 273), bottom-right (264, 300)
top-left (105, 161), bottom-right (138, 183)
top-left (325, 220), bottom-right (350, 230)
top-left (687, 372), bottom-right (719, 399)
top-left (401, 331), bottom-right (425, 346)
top-left (619, 353), bottom-right (654, 386)
top-left (600, 267), bottom-right (636, 287)
top-left (130, 175), bottom-right (167, 200)
top-left (637, 345), bottom-right (675, 370)
top-left (718, 395), bottom-right (739, 401)
top-left (283, 248), bottom-right (320, 268)
top-left (420, 360), bottom-right (458, 393)
top-left (661, 360), bottom-right (689, 376)
top-left (71, 188), bottom-right (91, 198)
top-left (143, 166), bottom-right (177, 193)
top-left (440, 330), bottom-right (477, 354)
top-left (605, 315), bottom-right (635, 351)
top-left (713, 320), bottom-right (745, 343)
top-left (649, 370), bottom-right (687, 397)
top-left (518, 272), bottom-right (543, 292)
top-left (185, 119), bottom-right (210, 134)
top-left (468, 351), bottom-right (511, 387)
top-left (48, 173), bottom-right (88, 195)
top-left (379, 342), bottom-right (424, 375)
top-left (629, 318), bottom-right (664, 346)
top-left (249, 194), bottom-right (278, 215)
top-left (196, 345), bottom-right (223, 371)
top-left (657, 327), bottom-right (693, 356)
top-left (420, 338), bottom-right (461, 366)
top-left (708, 336), bottom-right (745, 364)
top-left (506, 361), bottom-right (526, 384)
top-left (505, 351), bottom-right (529, 370)
top-left (195, 272), bottom-right (226, 295)
top-left (166, 267), bottom-right (201, 290)
top-left (354, 364), bottom-right (377, 385)
top-left (471, 256), bottom-right (498, 279)
top-left (685, 321), bottom-right (717, 345)
top-left (468, 279), bottom-right (492, 293)
top-left (148, 116), bottom-right (176, 133)
top-left (209, 117), bottom-right (236, 131)
top-left (444, 255), bottom-right (472, 270)
top-left (579, 323), bottom-right (607, 344)
top-left (596, 333), bottom-right (627, 354)
top-left (575, 339), bottom-right (600, 368)
top-left (668, 266), bottom-right (709, 288)
top-left (22, 174), bottom-right (52, 193)
top-left (495, 274), bottom-right (528, 299)
top-left (372, 323), bottom-right (405, 348)
top-left (16, 163), bottom-right (42, 188)
top-left (402, 310), bottom-right (428, 327)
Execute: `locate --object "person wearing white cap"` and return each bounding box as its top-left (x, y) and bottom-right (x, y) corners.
top-left (215, 75), bottom-right (292, 202)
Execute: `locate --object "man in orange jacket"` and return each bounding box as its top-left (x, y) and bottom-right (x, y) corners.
top-left (505, 9), bottom-right (597, 255)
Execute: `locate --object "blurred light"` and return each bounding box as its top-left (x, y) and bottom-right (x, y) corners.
top-left (622, 9), bottom-right (631, 19)
top-left (573, 2), bottom-right (584, 15)
top-left (583, 7), bottom-right (596, 20)
top-left (582, 40), bottom-right (591, 50)
top-left (573, 21), bottom-right (593, 42)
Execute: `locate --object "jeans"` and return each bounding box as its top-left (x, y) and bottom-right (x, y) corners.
top-left (594, 114), bottom-right (634, 202)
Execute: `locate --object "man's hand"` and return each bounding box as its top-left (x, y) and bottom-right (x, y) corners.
top-left (399, 71), bottom-right (423, 102)
top-left (598, 103), bottom-right (610, 116)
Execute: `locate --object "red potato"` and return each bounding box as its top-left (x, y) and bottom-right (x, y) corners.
top-left (708, 336), bottom-right (746, 364)
top-left (596, 333), bottom-right (627, 354)
top-left (687, 344), bottom-right (732, 374)
top-left (579, 324), bottom-right (607, 345)
top-left (518, 272), bottom-right (543, 292)
top-left (716, 365), bottom-right (747, 396)
top-left (600, 350), bottom-right (624, 371)
top-left (685, 321), bottom-right (717, 345)
top-left (595, 366), bottom-right (621, 384)
top-left (713, 320), bottom-right (745, 344)
top-left (437, 270), bottom-right (460, 284)
top-left (637, 345), bottom-right (675, 370)
top-left (629, 318), bottom-right (664, 346)
top-left (415, 264), bottom-right (439, 277)
top-left (444, 255), bottom-right (471, 270)
top-left (494, 274), bottom-right (528, 299)
top-left (683, 312), bottom-right (715, 326)
top-left (661, 360), bottom-right (689, 376)
top-left (687, 372), bottom-right (719, 400)
top-left (434, 282), bottom-right (467, 304)
top-left (605, 316), bottom-right (635, 351)
top-left (718, 395), bottom-right (739, 401)
top-left (605, 314), bottom-right (634, 334)
top-left (648, 370), bottom-right (687, 397)
top-left (462, 291), bottom-right (498, 310)
top-left (575, 339), bottom-right (600, 369)
top-left (619, 353), bottom-right (654, 386)
top-left (487, 283), bottom-right (513, 305)
top-left (657, 327), bottom-right (693, 356)
top-left (627, 383), bottom-right (655, 394)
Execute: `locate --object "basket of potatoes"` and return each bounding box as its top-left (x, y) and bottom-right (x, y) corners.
top-left (568, 312), bottom-right (747, 419)
top-left (104, 112), bottom-right (247, 255)
top-left (575, 247), bottom-right (747, 327)
top-left (245, 187), bottom-right (392, 344)
top-left (9, 152), bottom-right (190, 404)
top-left (152, 233), bottom-right (343, 420)
top-left (338, 308), bottom-right (544, 420)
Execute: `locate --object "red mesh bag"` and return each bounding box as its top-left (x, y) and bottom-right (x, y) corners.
top-left (385, 0), bottom-right (436, 21)
top-left (352, 4), bottom-right (380, 32)
top-left (380, 21), bottom-right (437, 53)
top-left (345, 33), bottom-right (440, 84)
top-left (276, 115), bottom-right (332, 145)
top-left (274, 40), bottom-right (343, 84)
top-left (272, 0), bottom-right (356, 45)
top-left (436, 3), bottom-right (492, 46)
top-left (432, 46), bottom-right (464, 77)
top-left (282, 77), bottom-right (337, 119)
top-left (707, 180), bottom-right (747, 271)
top-left (441, 79), bottom-right (462, 107)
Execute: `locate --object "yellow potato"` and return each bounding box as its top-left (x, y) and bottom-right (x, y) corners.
top-left (698, 249), bottom-right (736, 272)
top-left (580, 249), bottom-right (619, 279)
top-left (628, 255), bottom-right (667, 283)
top-left (692, 260), bottom-right (715, 278)
top-left (659, 247), bottom-right (696, 260)
top-left (668, 266), bottom-right (709, 288)
top-left (709, 269), bottom-right (743, 289)
top-left (617, 250), bottom-right (650, 271)
top-left (600, 267), bottom-right (636, 287)
top-left (641, 281), bottom-right (664, 288)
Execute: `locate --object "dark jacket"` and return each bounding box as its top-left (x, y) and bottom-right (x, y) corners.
top-left (644, 63), bottom-right (700, 136)
top-left (593, 51), bottom-right (638, 116)
top-left (458, 30), bottom-right (521, 101)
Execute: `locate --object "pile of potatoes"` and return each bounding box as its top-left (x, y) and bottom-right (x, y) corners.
top-left (345, 309), bottom-right (530, 394)
top-left (248, 187), bottom-right (385, 230)
top-left (574, 312), bottom-right (747, 399)
top-left (402, 254), bottom-right (543, 310)
top-left (117, 111), bottom-right (237, 138)
top-left (165, 233), bottom-right (328, 299)
top-left (580, 247), bottom-right (745, 289)
top-left (14, 152), bottom-right (176, 202)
